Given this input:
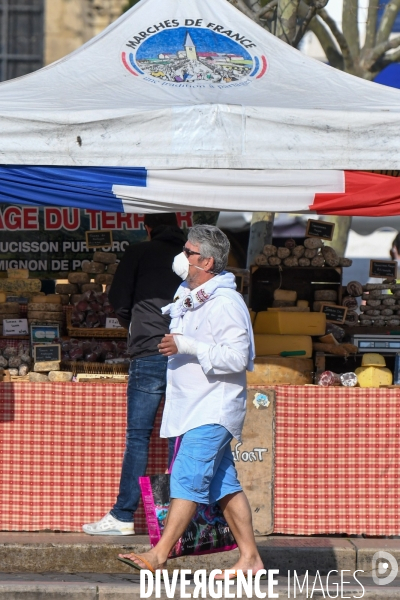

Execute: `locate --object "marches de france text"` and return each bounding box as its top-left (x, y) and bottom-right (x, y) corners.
top-left (126, 20), bottom-right (257, 50)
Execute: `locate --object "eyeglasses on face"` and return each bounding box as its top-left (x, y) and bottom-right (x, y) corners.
top-left (183, 246), bottom-right (201, 257)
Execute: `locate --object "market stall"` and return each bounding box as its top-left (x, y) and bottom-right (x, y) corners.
top-left (1, 0), bottom-right (400, 537)
top-left (1, 383), bottom-right (399, 536)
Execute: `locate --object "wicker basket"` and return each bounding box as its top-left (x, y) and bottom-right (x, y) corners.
top-left (61, 361), bottom-right (129, 375)
top-left (66, 308), bottom-right (127, 338)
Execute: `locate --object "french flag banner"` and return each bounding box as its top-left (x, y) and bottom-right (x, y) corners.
top-left (0, 167), bottom-right (399, 217)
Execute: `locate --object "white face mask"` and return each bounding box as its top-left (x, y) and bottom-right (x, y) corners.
top-left (172, 252), bottom-right (207, 280)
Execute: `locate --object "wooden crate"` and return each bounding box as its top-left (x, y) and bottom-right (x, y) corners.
top-left (66, 309), bottom-right (127, 338)
top-left (250, 265), bottom-right (342, 312)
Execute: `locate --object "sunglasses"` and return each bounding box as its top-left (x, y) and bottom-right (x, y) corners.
top-left (183, 246), bottom-right (201, 257)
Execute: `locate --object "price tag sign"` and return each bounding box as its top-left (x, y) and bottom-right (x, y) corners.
top-left (33, 344), bottom-right (61, 362)
top-left (3, 319), bottom-right (29, 336)
top-left (320, 304), bottom-right (348, 324)
top-left (106, 317), bottom-right (123, 329)
top-left (85, 230), bottom-right (113, 249)
top-left (306, 219), bottom-right (335, 241)
top-left (369, 260), bottom-right (397, 280)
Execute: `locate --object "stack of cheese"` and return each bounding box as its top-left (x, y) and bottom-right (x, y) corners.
top-left (254, 239), bottom-right (352, 268)
top-left (355, 353), bottom-right (393, 387)
top-left (29, 356), bottom-right (73, 383)
top-left (55, 251), bottom-right (117, 305)
top-left (312, 289), bottom-right (338, 312)
top-left (0, 295), bottom-right (20, 336)
top-left (27, 294), bottom-right (64, 330)
top-left (253, 289), bottom-right (326, 358)
top-left (0, 269), bottom-right (42, 334)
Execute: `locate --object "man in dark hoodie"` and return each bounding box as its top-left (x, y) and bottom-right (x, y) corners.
top-left (82, 213), bottom-right (186, 535)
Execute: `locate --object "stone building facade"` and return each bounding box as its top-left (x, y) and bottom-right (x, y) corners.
top-left (0, 0), bottom-right (126, 82)
top-left (44, 0), bottom-right (127, 66)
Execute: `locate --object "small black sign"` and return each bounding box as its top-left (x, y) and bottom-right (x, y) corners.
top-left (306, 219), bottom-right (335, 241)
top-left (369, 260), bottom-right (398, 280)
top-left (235, 274), bottom-right (244, 293)
top-left (320, 304), bottom-right (348, 324)
top-left (85, 230), bottom-right (113, 249)
top-left (34, 344), bottom-right (61, 363)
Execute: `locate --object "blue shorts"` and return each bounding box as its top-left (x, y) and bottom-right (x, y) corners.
top-left (170, 424), bottom-right (242, 504)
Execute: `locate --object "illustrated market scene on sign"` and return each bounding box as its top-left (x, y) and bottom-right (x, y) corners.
top-left (2, 0), bottom-right (400, 597)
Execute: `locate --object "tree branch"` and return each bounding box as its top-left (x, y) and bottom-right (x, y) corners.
top-left (370, 33), bottom-right (400, 62)
top-left (255, 0), bottom-right (278, 18)
top-left (306, 13), bottom-right (345, 69)
top-left (318, 8), bottom-right (355, 72)
top-left (244, 0), bottom-right (262, 11)
top-left (228, 0), bottom-right (263, 24)
top-left (276, 0), bottom-right (300, 44)
top-left (381, 45), bottom-right (400, 65)
top-left (376, 0), bottom-right (400, 45)
top-left (294, 5), bottom-right (318, 47)
top-left (342, 0), bottom-right (360, 58)
top-left (363, 0), bottom-right (379, 50)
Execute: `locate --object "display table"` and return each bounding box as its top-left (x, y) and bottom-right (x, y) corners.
top-left (274, 385), bottom-right (400, 536)
top-left (1, 383), bottom-right (399, 536)
top-left (0, 383), bottom-right (168, 534)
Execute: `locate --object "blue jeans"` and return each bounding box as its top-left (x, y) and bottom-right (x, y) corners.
top-left (110, 354), bottom-right (175, 523)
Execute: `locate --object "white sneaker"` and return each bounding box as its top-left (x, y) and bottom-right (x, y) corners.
top-left (82, 512), bottom-right (135, 536)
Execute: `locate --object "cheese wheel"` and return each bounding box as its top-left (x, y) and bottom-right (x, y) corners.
top-left (0, 280), bottom-right (41, 292)
top-left (106, 263), bottom-right (118, 275)
top-left (55, 284), bottom-right (78, 295)
top-left (46, 294), bottom-right (62, 304)
top-left (0, 302), bottom-right (20, 314)
top-left (93, 251), bottom-right (117, 265)
top-left (273, 289), bottom-right (297, 302)
top-left (254, 334), bottom-right (312, 358)
top-left (7, 269), bottom-right (29, 280)
top-left (94, 274), bottom-right (114, 285)
top-left (68, 272), bottom-right (90, 285)
top-left (297, 300), bottom-right (309, 308)
top-left (28, 303), bottom-right (63, 313)
top-left (58, 294), bottom-right (71, 305)
top-left (31, 296), bottom-right (48, 304)
top-left (355, 366), bottom-right (393, 387)
top-left (314, 290), bottom-right (337, 302)
top-left (82, 261), bottom-right (105, 274)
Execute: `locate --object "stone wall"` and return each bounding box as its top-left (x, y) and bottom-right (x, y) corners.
top-left (44, 0), bottom-right (127, 65)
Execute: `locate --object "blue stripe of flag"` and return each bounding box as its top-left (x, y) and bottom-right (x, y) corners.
top-left (0, 166), bottom-right (147, 212)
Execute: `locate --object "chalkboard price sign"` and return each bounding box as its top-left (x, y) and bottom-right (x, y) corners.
top-left (369, 260), bottom-right (398, 280)
top-left (306, 219), bottom-right (335, 241)
top-left (85, 230), bottom-right (113, 249)
top-left (320, 304), bottom-right (348, 324)
top-left (34, 344), bottom-right (61, 363)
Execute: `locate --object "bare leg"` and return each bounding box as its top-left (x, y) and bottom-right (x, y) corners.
top-left (119, 498), bottom-right (197, 570)
top-left (215, 491), bottom-right (264, 578)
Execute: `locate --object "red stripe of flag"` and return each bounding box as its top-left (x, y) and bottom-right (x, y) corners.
top-left (311, 171), bottom-right (400, 216)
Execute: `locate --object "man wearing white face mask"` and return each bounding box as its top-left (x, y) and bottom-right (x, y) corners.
top-left (118, 225), bottom-right (264, 579)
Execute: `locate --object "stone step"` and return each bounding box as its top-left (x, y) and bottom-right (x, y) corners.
top-left (0, 533), bottom-right (359, 574)
top-left (0, 574), bottom-right (400, 599)
top-left (1, 533), bottom-right (400, 576)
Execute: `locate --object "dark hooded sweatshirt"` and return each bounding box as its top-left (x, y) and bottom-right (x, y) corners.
top-left (108, 225), bottom-right (186, 359)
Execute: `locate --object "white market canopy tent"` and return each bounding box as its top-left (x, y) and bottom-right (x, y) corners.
top-left (1, 0), bottom-right (400, 215)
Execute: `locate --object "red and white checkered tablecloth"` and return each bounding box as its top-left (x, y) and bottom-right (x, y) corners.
top-left (0, 383), bottom-right (168, 533)
top-left (273, 385), bottom-right (400, 536)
